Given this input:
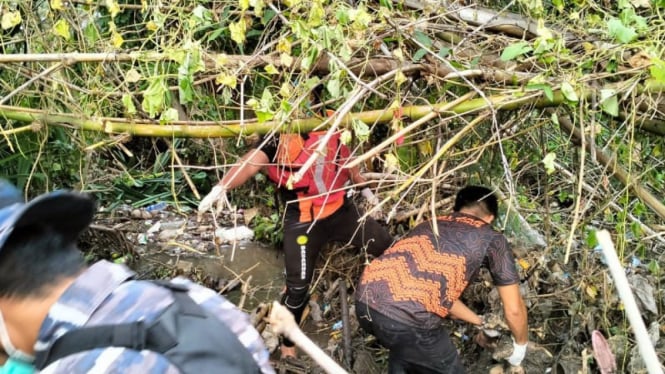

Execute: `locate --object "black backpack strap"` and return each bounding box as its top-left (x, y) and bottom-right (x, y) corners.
top-left (34, 281), bottom-right (201, 370)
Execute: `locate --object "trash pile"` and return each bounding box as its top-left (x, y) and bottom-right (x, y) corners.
top-left (79, 200), bottom-right (665, 373)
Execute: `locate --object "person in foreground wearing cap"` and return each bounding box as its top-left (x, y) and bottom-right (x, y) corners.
top-left (355, 185), bottom-right (529, 373)
top-left (0, 180), bottom-right (274, 373)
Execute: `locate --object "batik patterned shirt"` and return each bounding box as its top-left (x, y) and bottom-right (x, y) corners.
top-left (35, 260), bottom-right (274, 374)
top-left (356, 212), bottom-right (519, 330)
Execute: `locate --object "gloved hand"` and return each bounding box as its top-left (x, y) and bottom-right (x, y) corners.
top-left (360, 187), bottom-right (384, 220)
top-left (506, 340), bottom-right (528, 366)
top-left (198, 185), bottom-right (231, 216)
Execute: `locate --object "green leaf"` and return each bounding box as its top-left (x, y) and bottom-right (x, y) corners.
top-left (249, 0), bottom-right (264, 17)
top-left (413, 48), bottom-right (428, 62)
top-left (552, 0), bottom-right (563, 11)
top-left (141, 77), bottom-right (169, 117)
top-left (327, 78), bottom-right (341, 99)
top-left (229, 18), bottom-right (247, 45)
top-left (647, 259), bottom-right (660, 275)
top-left (1, 11), bottom-right (21, 30)
top-left (122, 94), bottom-right (137, 114)
top-left (52, 19), bottom-right (71, 40)
top-left (380, 0), bottom-right (393, 8)
top-left (585, 229), bottom-right (599, 248)
top-left (159, 108), bottom-right (179, 124)
top-left (83, 22), bottom-right (100, 44)
top-left (264, 64), bottom-right (279, 75)
top-left (560, 82), bottom-right (578, 102)
top-left (500, 42), bottom-right (532, 61)
top-left (352, 118), bottom-right (370, 142)
top-left (607, 18), bottom-right (637, 44)
top-left (413, 31), bottom-right (433, 48)
top-left (438, 47), bottom-right (450, 59)
top-left (542, 152), bottom-right (556, 174)
top-left (649, 58), bottom-right (665, 82)
top-left (527, 83), bottom-right (554, 102)
top-left (335, 7), bottom-right (350, 25)
top-left (600, 89), bottom-right (619, 116)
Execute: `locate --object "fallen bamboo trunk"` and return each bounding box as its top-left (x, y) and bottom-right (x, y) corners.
top-left (2, 79), bottom-right (664, 138)
top-left (268, 301), bottom-right (348, 374)
top-left (595, 230), bottom-right (663, 374)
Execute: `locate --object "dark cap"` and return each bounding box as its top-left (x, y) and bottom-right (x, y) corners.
top-left (0, 179), bottom-right (96, 252)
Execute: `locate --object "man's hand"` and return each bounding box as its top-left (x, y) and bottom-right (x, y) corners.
top-left (198, 185), bottom-right (230, 216)
top-left (473, 330), bottom-right (499, 349)
top-left (361, 187), bottom-right (384, 220)
top-left (506, 340), bottom-right (527, 366)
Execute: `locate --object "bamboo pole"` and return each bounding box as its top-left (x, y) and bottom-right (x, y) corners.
top-left (595, 230), bottom-right (664, 374)
top-left (1, 79), bottom-right (663, 139)
top-left (269, 301), bottom-right (348, 374)
top-left (0, 90), bottom-right (566, 137)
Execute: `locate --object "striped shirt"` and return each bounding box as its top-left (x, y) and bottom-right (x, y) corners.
top-left (35, 260), bottom-right (274, 373)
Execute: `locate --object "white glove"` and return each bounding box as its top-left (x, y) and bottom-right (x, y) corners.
top-left (507, 340), bottom-right (528, 366)
top-left (198, 185), bottom-right (230, 215)
top-left (361, 187), bottom-right (384, 220)
top-left (360, 187), bottom-right (380, 206)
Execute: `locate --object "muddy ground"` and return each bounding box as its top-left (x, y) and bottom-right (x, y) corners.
top-left (79, 202), bottom-right (665, 374)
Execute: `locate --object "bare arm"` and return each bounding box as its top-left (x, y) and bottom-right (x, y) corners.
top-left (448, 299), bottom-right (483, 325)
top-left (348, 163), bottom-right (368, 186)
top-left (497, 284), bottom-right (528, 344)
top-left (218, 149), bottom-right (269, 190)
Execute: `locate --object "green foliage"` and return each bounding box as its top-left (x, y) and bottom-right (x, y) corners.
top-left (500, 42), bottom-right (533, 61)
top-left (253, 213), bottom-right (283, 246)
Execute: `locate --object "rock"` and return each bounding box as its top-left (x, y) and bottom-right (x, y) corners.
top-left (176, 260), bottom-right (193, 273)
top-left (158, 229), bottom-right (181, 241)
top-left (161, 220), bottom-right (186, 230)
top-left (131, 209), bottom-right (143, 219)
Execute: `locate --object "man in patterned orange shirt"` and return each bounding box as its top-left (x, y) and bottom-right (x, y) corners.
top-left (356, 186), bottom-right (529, 373)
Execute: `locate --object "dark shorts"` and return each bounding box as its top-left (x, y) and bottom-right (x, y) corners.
top-left (356, 302), bottom-right (465, 374)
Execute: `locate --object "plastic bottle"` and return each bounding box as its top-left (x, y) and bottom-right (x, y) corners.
top-left (145, 202), bottom-right (167, 212)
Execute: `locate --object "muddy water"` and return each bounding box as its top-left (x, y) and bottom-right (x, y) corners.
top-left (143, 242), bottom-right (286, 310)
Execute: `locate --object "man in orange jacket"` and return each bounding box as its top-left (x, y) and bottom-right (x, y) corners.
top-left (199, 132), bottom-right (393, 359)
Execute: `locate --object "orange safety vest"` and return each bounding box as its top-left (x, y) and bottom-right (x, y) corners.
top-left (266, 131), bottom-right (350, 208)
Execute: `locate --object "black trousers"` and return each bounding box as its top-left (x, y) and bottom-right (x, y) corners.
top-left (356, 302), bottom-right (465, 374)
top-left (281, 200), bottom-right (393, 347)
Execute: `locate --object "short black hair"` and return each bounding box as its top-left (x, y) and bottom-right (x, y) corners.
top-left (0, 225), bottom-right (85, 298)
top-left (453, 186), bottom-right (498, 218)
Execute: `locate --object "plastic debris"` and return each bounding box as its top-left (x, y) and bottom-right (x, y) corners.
top-left (214, 225), bottom-right (254, 243)
top-left (331, 320), bottom-right (343, 331)
top-left (147, 222), bottom-right (161, 234)
top-left (146, 202), bottom-right (167, 212)
top-left (628, 273), bottom-right (658, 314)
